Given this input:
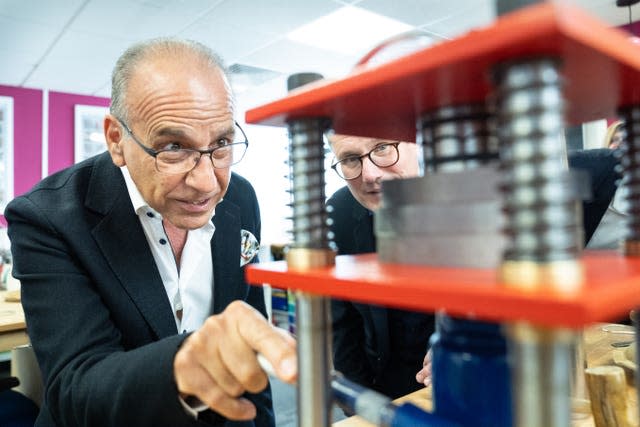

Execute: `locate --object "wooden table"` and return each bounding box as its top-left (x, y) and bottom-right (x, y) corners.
top-left (334, 323), bottom-right (638, 427)
top-left (0, 290), bottom-right (28, 353)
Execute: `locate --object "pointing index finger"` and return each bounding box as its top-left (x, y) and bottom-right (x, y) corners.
top-left (236, 306), bottom-right (297, 384)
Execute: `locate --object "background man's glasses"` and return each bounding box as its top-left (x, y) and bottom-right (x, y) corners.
top-left (331, 142), bottom-right (401, 180)
top-left (117, 118), bottom-right (248, 175)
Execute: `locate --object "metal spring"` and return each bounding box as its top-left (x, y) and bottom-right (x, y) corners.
top-left (617, 106), bottom-right (640, 242)
top-left (418, 103), bottom-right (498, 173)
top-left (286, 118), bottom-right (331, 249)
top-left (493, 58), bottom-right (581, 262)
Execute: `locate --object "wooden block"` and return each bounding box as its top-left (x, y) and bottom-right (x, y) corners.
top-left (585, 365), bottom-right (631, 427)
top-left (0, 330), bottom-right (29, 353)
top-left (4, 289), bottom-right (20, 302)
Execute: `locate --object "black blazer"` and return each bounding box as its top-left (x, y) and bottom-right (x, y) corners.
top-left (5, 152), bottom-right (273, 427)
top-left (327, 187), bottom-right (434, 399)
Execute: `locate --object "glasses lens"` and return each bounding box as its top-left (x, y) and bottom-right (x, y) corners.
top-left (156, 150), bottom-right (199, 174)
top-left (337, 158), bottom-right (361, 180)
top-left (211, 142), bottom-right (248, 168)
top-left (370, 143), bottom-right (399, 167)
top-left (219, 123), bottom-right (249, 167)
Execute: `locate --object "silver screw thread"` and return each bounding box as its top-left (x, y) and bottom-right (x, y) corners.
top-left (617, 107), bottom-right (640, 246)
top-left (493, 58), bottom-right (581, 427)
top-left (286, 117), bottom-right (333, 427)
top-left (493, 58), bottom-right (582, 263)
top-left (418, 103), bottom-right (498, 173)
top-left (617, 107), bottom-right (640, 424)
top-left (286, 118), bottom-right (331, 249)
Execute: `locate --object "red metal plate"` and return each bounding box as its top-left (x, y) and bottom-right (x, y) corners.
top-left (245, 2), bottom-right (640, 142)
top-left (244, 2), bottom-right (640, 329)
top-left (247, 251), bottom-right (640, 329)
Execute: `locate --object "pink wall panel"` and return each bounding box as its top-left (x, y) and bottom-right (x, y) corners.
top-left (0, 85), bottom-right (43, 199)
top-left (48, 91), bottom-right (110, 175)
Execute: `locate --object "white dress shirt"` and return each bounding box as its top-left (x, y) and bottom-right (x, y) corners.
top-left (120, 167), bottom-right (215, 333)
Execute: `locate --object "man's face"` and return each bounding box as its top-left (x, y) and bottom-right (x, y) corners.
top-left (105, 53), bottom-right (235, 230)
top-left (330, 135), bottom-right (419, 210)
top-left (609, 129), bottom-right (625, 150)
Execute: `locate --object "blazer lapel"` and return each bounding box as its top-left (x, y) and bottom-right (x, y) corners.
top-left (211, 198), bottom-right (244, 314)
top-left (87, 154), bottom-right (177, 338)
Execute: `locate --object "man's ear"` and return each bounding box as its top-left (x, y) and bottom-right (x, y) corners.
top-left (104, 114), bottom-right (125, 166)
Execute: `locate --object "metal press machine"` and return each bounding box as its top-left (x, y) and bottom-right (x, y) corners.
top-left (246, 1), bottom-right (640, 426)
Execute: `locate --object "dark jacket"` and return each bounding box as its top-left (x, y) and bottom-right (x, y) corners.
top-left (327, 186), bottom-right (435, 399)
top-left (5, 152), bottom-right (272, 427)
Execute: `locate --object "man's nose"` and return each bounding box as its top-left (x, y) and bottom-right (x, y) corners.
top-left (360, 156), bottom-right (382, 182)
top-left (186, 155), bottom-right (217, 191)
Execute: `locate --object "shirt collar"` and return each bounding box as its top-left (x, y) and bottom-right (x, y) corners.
top-left (119, 166), bottom-right (216, 226)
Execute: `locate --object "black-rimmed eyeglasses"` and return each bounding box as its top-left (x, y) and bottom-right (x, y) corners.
top-left (116, 118), bottom-right (249, 175)
top-left (331, 142), bottom-right (401, 180)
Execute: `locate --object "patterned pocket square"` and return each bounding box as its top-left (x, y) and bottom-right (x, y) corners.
top-left (240, 229), bottom-right (260, 266)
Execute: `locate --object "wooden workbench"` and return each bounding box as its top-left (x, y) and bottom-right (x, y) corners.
top-left (0, 290), bottom-right (28, 353)
top-left (333, 323), bottom-right (638, 427)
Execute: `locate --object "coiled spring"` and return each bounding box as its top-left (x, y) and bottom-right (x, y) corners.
top-left (618, 106), bottom-right (640, 243)
top-left (493, 58), bottom-right (581, 262)
top-left (287, 119), bottom-right (331, 249)
top-left (418, 103), bottom-right (497, 173)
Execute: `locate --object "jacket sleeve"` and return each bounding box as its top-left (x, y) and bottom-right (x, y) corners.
top-left (6, 195), bottom-right (204, 427)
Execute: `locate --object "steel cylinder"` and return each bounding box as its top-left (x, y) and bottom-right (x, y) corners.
top-left (285, 72), bottom-right (335, 427)
top-left (493, 57), bottom-right (583, 427)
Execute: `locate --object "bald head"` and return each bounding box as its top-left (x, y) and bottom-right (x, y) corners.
top-left (110, 38), bottom-right (226, 122)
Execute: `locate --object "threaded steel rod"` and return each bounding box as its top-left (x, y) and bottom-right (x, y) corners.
top-left (617, 107), bottom-right (640, 256)
top-left (286, 116), bottom-right (334, 427)
top-left (493, 57), bottom-right (582, 427)
top-left (618, 106), bottom-right (640, 426)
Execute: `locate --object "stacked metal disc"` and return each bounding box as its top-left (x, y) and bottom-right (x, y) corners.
top-left (376, 167), bottom-right (505, 268)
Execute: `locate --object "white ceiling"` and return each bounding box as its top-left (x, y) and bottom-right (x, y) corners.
top-left (1, 0), bottom-right (638, 107)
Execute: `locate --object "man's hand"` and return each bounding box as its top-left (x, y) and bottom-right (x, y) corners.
top-left (415, 349), bottom-right (432, 387)
top-left (174, 300), bottom-right (297, 420)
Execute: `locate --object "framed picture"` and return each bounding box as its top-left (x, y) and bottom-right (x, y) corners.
top-left (0, 96), bottom-right (14, 212)
top-left (74, 104), bottom-right (109, 163)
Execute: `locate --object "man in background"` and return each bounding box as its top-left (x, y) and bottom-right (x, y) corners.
top-left (327, 133), bottom-right (434, 401)
top-left (326, 133), bottom-right (620, 403)
top-left (5, 38), bottom-right (296, 427)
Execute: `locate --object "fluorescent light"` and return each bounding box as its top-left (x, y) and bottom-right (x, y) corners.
top-left (286, 6), bottom-right (413, 57)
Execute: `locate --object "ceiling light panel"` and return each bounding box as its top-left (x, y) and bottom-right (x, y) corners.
top-left (286, 5), bottom-right (413, 56)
